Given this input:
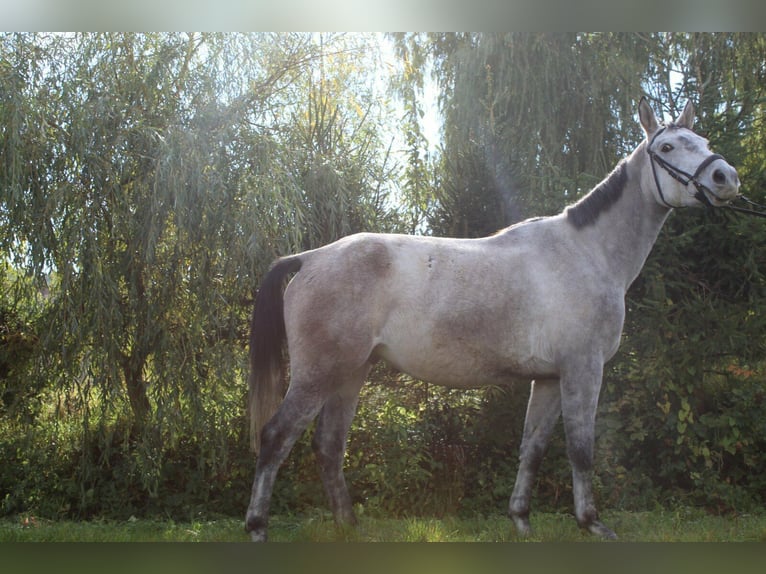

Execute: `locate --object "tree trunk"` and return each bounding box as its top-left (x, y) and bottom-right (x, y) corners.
top-left (123, 354), bottom-right (151, 430)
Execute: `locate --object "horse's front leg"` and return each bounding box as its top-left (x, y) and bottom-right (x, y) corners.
top-left (560, 362), bottom-right (617, 540)
top-left (509, 378), bottom-right (561, 536)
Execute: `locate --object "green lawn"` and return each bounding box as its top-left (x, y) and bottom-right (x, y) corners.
top-left (2, 508), bottom-right (765, 542)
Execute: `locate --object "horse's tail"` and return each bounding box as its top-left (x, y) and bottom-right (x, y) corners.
top-left (248, 255), bottom-right (303, 453)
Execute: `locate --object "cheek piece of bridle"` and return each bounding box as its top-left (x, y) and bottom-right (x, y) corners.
top-left (647, 126), bottom-right (766, 218)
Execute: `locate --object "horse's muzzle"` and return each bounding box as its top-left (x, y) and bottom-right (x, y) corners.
top-left (704, 159), bottom-right (740, 205)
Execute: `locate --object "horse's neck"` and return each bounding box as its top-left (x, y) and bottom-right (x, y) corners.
top-left (587, 157), bottom-right (671, 290)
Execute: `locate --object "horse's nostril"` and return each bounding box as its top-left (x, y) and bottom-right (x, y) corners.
top-left (713, 169), bottom-right (727, 185)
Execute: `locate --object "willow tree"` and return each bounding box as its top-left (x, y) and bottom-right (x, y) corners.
top-left (396, 33), bottom-right (655, 237)
top-left (0, 32), bottom-right (402, 516)
top-left (1, 33), bottom-right (299, 425)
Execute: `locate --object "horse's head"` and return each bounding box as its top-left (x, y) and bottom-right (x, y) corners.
top-left (639, 97), bottom-right (740, 209)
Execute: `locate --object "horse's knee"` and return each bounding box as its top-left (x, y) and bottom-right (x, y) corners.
top-left (259, 412), bottom-right (300, 463)
top-left (259, 418), bottom-right (282, 454)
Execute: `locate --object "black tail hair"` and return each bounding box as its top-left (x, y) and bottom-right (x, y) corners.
top-left (248, 256), bottom-right (303, 452)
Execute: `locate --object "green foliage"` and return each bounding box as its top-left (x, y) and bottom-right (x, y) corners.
top-left (0, 264), bottom-right (43, 421)
top-left (349, 382), bottom-right (438, 515)
top-left (598, 210), bottom-right (766, 513)
top-left (416, 33), bottom-right (652, 236)
top-left (0, 32), bottom-right (402, 519)
top-left (0, 406), bottom-right (254, 520)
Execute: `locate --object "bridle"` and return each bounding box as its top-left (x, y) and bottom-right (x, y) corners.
top-left (646, 126), bottom-right (766, 218)
top-left (646, 126), bottom-right (725, 209)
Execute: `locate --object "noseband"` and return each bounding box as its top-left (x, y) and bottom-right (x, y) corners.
top-left (647, 126), bottom-right (725, 209)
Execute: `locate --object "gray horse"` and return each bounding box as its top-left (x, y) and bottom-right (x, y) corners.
top-left (245, 97), bottom-right (740, 541)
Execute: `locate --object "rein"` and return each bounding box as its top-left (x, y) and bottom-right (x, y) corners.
top-left (726, 194), bottom-right (766, 218)
top-left (648, 127), bottom-right (766, 219)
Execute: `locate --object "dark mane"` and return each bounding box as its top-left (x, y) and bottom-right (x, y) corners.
top-left (565, 161), bottom-right (628, 229)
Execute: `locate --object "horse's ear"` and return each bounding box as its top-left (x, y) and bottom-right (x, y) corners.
top-left (638, 97), bottom-right (659, 138)
top-left (675, 100), bottom-right (695, 129)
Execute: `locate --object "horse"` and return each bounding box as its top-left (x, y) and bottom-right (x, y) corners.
top-left (244, 97), bottom-right (740, 541)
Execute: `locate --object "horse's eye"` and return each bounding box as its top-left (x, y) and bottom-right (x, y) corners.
top-left (660, 143), bottom-right (673, 153)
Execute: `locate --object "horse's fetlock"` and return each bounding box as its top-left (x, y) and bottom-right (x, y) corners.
top-left (575, 506), bottom-right (599, 530)
top-left (508, 497), bottom-right (529, 519)
top-left (245, 514), bottom-right (268, 535)
top-left (508, 497), bottom-right (532, 536)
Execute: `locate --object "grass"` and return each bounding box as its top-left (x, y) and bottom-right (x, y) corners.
top-left (2, 508), bottom-right (766, 542)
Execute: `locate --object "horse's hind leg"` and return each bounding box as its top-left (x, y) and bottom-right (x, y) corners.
top-left (509, 379), bottom-right (561, 536)
top-left (312, 377), bottom-right (365, 526)
top-left (245, 384), bottom-right (325, 542)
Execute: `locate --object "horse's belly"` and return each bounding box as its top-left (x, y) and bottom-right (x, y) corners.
top-left (373, 336), bottom-right (557, 388)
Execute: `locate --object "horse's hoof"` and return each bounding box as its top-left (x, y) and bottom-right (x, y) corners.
top-left (587, 520), bottom-right (618, 540)
top-left (510, 513), bottom-right (532, 537)
top-left (245, 515), bottom-right (268, 542)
